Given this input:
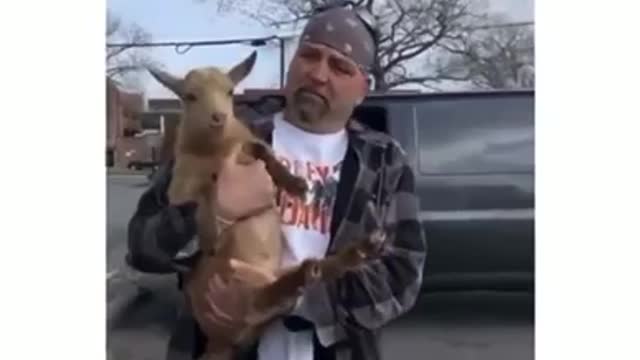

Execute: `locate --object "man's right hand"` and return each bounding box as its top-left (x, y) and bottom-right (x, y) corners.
top-left (188, 259), bottom-right (278, 333)
top-left (214, 158), bottom-right (277, 222)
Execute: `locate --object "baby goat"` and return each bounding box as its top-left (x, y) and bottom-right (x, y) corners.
top-left (147, 51), bottom-right (387, 360)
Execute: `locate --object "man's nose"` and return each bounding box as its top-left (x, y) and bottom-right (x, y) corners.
top-left (307, 61), bottom-right (329, 84)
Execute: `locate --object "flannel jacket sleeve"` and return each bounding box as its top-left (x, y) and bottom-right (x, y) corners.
top-left (293, 143), bottom-right (427, 347)
top-left (126, 161), bottom-right (201, 274)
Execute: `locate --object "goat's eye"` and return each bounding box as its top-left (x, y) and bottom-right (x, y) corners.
top-left (184, 93), bottom-right (197, 102)
top-left (227, 89), bottom-right (233, 97)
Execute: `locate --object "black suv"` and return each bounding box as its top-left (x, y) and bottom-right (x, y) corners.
top-left (240, 89), bottom-right (535, 293)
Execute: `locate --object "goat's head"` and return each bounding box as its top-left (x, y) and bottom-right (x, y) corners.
top-left (147, 51), bottom-right (257, 142)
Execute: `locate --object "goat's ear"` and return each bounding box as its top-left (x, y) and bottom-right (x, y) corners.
top-left (147, 67), bottom-right (185, 97)
top-left (227, 50), bottom-right (257, 85)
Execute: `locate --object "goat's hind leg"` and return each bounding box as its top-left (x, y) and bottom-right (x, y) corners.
top-left (249, 231), bottom-right (387, 320)
top-left (252, 260), bottom-right (322, 313)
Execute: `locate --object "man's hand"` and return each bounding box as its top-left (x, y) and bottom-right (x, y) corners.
top-left (214, 158), bottom-right (276, 221)
top-left (228, 259), bottom-right (277, 284)
top-left (190, 259), bottom-right (279, 333)
top-left (198, 273), bottom-right (249, 332)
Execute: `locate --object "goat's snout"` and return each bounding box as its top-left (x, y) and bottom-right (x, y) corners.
top-left (209, 112), bottom-right (228, 127)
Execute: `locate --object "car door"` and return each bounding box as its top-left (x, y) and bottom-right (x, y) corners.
top-left (412, 91), bottom-right (535, 291)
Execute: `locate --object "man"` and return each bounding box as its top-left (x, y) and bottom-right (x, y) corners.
top-left (127, 4), bottom-right (426, 360)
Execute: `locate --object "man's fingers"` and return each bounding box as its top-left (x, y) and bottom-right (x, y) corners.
top-left (229, 259), bottom-right (256, 282)
top-left (205, 292), bottom-right (234, 322)
top-left (230, 258), bottom-right (263, 274)
top-left (203, 278), bottom-right (238, 329)
top-left (230, 259), bottom-right (277, 283)
top-left (229, 258), bottom-right (247, 270)
top-left (204, 310), bottom-right (234, 330)
top-left (208, 274), bottom-right (228, 292)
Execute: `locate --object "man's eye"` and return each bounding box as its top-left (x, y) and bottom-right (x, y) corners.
top-left (335, 66), bottom-right (350, 75)
top-left (184, 93), bottom-right (197, 102)
top-left (329, 59), bottom-right (355, 76)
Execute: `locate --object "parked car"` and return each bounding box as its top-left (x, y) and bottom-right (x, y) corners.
top-left (126, 160), bottom-right (159, 171)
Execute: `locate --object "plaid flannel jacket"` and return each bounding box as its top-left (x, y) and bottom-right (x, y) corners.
top-left (126, 111), bottom-right (427, 360)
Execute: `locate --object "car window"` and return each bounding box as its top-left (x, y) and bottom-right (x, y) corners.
top-left (416, 94), bottom-right (534, 174)
top-left (356, 100), bottom-right (417, 157)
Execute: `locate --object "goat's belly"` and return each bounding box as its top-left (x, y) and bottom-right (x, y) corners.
top-left (222, 209), bottom-right (283, 271)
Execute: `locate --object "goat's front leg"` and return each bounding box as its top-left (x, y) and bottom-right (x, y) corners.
top-left (168, 155), bottom-right (212, 205)
top-left (168, 170), bottom-right (206, 205)
top-left (242, 140), bottom-right (308, 198)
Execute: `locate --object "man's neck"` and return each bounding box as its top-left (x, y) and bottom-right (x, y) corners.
top-left (282, 106), bottom-right (348, 135)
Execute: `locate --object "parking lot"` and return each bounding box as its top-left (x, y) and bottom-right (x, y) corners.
top-left (107, 174), bottom-right (533, 360)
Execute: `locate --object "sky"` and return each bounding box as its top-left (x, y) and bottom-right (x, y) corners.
top-left (107, 0), bottom-right (534, 100)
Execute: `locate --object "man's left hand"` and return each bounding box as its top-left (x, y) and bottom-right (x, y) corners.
top-left (228, 259), bottom-right (277, 285)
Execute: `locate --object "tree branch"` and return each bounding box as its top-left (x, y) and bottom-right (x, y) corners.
top-left (386, 72), bottom-right (470, 89)
top-left (204, 0), bottom-right (493, 90)
top-left (107, 65), bottom-right (143, 77)
top-left (383, 25), bottom-right (446, 73)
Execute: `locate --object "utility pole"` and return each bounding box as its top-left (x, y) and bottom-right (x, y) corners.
top-left (279, 37), bottom-right (286, 87)
top-left (274, 34), bottom-right (298, 87)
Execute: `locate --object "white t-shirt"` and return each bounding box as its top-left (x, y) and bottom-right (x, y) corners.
top-left (257, 112), bottom-right (349, 360)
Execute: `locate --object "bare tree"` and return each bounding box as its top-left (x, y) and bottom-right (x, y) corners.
top-left (434, 14), bottom-right (534, 90)
top-left (106, 9), bottom-right (157, 90)
top-left (207, 0), bottom-right (489, 90)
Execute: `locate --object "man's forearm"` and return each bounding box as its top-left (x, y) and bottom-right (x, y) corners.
top-left (292, 160), bottom-right (427, 346)
top-left (126, 163), bottom-right (200, 274)
top-left (293, 221), bottom-right (426, 346)
top-left (334, 221), bottom-right (426, 329)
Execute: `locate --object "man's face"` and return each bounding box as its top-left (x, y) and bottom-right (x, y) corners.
top-left (284, 41), bottom-right (368, 125)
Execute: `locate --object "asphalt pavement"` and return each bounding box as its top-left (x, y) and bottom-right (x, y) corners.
top-left (107, 174), bottom-right (152, 273)
top-left (106, 174), bottom-right (534, 360)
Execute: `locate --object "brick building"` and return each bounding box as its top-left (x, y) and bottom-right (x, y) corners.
top-left (106, 78), bottom-right (181, 169)
top-left (106, 77), bottom-right (147, 168)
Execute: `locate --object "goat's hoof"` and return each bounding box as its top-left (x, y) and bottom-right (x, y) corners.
top-left (304, 261), bottom-right (322, 283)
top-left (286, 176), bottom-right (309, 199)
top-left (363, 229), bottom-right (387, 257)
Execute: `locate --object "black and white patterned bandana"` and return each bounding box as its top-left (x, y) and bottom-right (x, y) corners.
top-left (299, 7), bottom-right (376, 71)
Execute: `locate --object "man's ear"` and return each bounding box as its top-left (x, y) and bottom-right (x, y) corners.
top-left (352, 75), bottom-right (369, 107)
top-left (365, 73), bottom-right (373, 91)
top-left (361, 74), bottom-right (371, 98)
